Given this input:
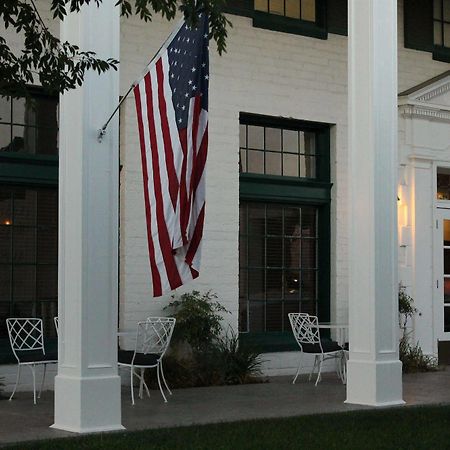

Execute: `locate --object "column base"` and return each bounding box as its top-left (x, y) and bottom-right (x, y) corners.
top-left (52, 374), bottom-right (124, 433)
top-left (345, 359), bottom-right (405, 406)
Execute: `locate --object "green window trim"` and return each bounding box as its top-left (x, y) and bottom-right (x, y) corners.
top-left (433, 46), bottom-right (450, 63)
top-left (0, 154), bottom-right (58, 186)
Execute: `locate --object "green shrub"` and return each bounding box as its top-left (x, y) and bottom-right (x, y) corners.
top-left (146, 291), bottom-right (265, 389)
top-left (398, 284), bottom-right (437, 373)
top-left (164, 290), bottom-right (229, 352)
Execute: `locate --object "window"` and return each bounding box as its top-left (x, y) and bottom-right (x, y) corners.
top-left (0, 89), bottom-right (58, 363)
top-left (404, 0), bottom-right (450, 63)
top-left (240, 123), bottom-right (317, 178)
top-left (434, 0), bottom-right (450, 48)
top-left (224, 0), bottom-right (347, 38)
top-left (239, 202), bottom-right (319, 334)
top-left (0, 93), bottom-right (58, 156)
top-left (254, 0), bottom-right (316, 22)
top-left (437, 167), bottom-right (450, 200)
top-left (239, 113), bottom-right (331, 351)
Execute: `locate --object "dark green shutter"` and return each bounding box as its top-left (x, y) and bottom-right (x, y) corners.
top-left (326, 0), bottom-right (347, 36)
top-left (224, 0), bottom-right (253, 17)
top-left (404, 0), bottom-right (433, 52)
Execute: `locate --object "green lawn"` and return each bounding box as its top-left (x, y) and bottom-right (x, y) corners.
top-left (5, 406), bottom-right (450, 450)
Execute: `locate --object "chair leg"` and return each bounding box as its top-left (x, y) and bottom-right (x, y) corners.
top-left (29, 365), bottom-right (37, 404)
top-left (130, 367), bottom-right (135, 405)
top-left (292, 353), bottom-right (303, 384)
top-left (39, 364), bottom-right (47, 399)
top-left (309, 355), bottom-right (318, 381)
top-left (160, 360), bottom-right (172, 395)
top-left (9, 365), bottom-right (21, 401)
top-left (139, 368), bottom-right (144, 399)
top-left (157, 364), bottom-right (167, 403)
top-left (315, 355), bottom-right (324, 387)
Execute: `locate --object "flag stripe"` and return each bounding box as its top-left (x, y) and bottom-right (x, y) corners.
top-left (144, 73), bottom-right (183, 290)
top-left (134, 84), bottom-right (163, 296)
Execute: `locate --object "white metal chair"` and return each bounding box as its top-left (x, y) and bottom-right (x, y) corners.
top-left (54, 316), bottom-right (59, 335)
top-left (6, 318), bottom-right (58, 404)
top-left (118, 317), bottom-right (176, 405)
top-left (288, 313), bottom-right (344, 386)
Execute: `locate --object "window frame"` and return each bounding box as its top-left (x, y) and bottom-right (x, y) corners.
top-left (239, 113), bottom-right (331, 352)
top-left (433, 0), bottom-right (450, 62)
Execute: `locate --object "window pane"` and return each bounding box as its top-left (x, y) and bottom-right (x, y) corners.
top-left (302, 207), bottom-right (317, 237)
top-left (248, 235), bottom-right (265, 266)
top-left (445, 278), bottom-right (450, 304)
top-left (301, 155), bottom-right (316, 178)
top-left (266, 269), bottom-right (283, 299)
top-left (283, 129), bottom-right (298, 153)
top-left (266, 302), bottom-right (282, 331)
top-left (37, 265), bottom-right (57, 301)
top-left (12, 98), bottom-right (27, 125)
top-left (0, 189), bottom-right (12, 225)
top-left (0, 97), bottom-right (11, 124)
top-left (445, 306), bottom-right (450, 332)
top-left (267, 205), bottom-right (283, 235)
top-left (13, 266), bottom-right (36, 302)
top-left (254, 0), bottom-right (268, 12)
top-left (248, 270), bottom-right (265, 300)
top-left (37, 300), bottom-right (58, 338)
top-left (266, 127), bottom-right (281, 151)
top-left (269, 0), bottom-right (283, 15)
top-left (434, 0), bottom-right (442, 19)
top-left (13, 227), bottom-right (36, 263)
top-left (301, 270), bottom-right (316, 300)
top-left (444, 23), bottom-right (450, 47)
top-left (0, 227), bottom-right (11, 262)
top-left (240, 149), bottom-right (246, 173)
top-left (37, 190), bottom-right (58, 227)
top-left (437, 168), bottom-right (450, 200)
top-left (37, 229), bottom-right (58, 264)
top-left (14, 189), bottom-right (37, 226)
top-left (285, 238), bottom-right (301, 269)
top-left (286, 0), bottom-right (300, 18)
top-left (239, 124), bottom-right (246, 148)
top-left (301, 239), bottom-right (317, 268)
top-left (13, 125), bottom-right (33, 154)
top-left (445, 0), bottom-right (450, 21)
top-left (247, 125), bottom-right (264, 150)
top-left (284, 207), bottom-right (301, 237)
top-left (0, 302), bottom-right (10, 337)
top-left (266, 152), bottom-right (281, 175)
top-left (283, 153), bottom-right (299, 177)
top-left (247, 150), bottom-right (264, 174)
top-left (0, 124), bottom-right (12, 151)
top-left (301, 0), bottom-right (316, 21)
top-left (0, 266), bottom-right (11, 301)
top-left (248, 302), bottom-right (265, 332)
top-left (239, 296), bottom-right (248, 332)
top-left (36, 126), bottom-right (58, 155)
top-left (266, 237), bottom-right (282, 267)
top-left (239, 203), bottom-right (247, 234)
top-left (435, 22), bottom-right (443, 45)
top-left (248, 204), bottom-right (265, 235)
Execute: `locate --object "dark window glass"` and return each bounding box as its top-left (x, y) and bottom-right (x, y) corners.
top-left (239, 202), bottom-right (319, 333)
top-left (0, 186), bottom-right (58, 339)
top-left (0, 93), bottom-right (58, 156)
top-left (437, 167), bottom-right (450, 200)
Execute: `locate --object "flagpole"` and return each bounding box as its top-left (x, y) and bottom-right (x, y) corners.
top-left (97, 17), bottom-right (186, 142)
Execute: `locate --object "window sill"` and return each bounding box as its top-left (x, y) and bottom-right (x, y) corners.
top-left (253, 11), bottom-right (327, 40)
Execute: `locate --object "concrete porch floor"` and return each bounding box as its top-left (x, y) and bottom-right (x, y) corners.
top-left (1, 369), bottom-right (450, 447)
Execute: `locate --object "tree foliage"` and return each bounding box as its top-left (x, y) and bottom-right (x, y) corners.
top-left (0, 0), bottom-right (231, 98)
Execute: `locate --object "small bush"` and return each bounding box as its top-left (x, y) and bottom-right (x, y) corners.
top-left (399, 336), bottom-right (438, 373)
top-left (145, 291), bottom-right (265, 389)
top-left (164, 290), bottom-right (229, 352)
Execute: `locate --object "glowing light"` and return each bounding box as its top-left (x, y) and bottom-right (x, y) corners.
top-left (3, 220), bottom-right (11, 226)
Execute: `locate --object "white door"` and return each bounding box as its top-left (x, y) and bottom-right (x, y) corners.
top-left (435, 208), bottom-right (450, 342)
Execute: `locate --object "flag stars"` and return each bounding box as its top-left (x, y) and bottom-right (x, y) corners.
top-left (191, 67), bottom-right (196, 72)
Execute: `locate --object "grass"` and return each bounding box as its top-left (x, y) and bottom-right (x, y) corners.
top-left (4, 405), bottom-right (450, 450)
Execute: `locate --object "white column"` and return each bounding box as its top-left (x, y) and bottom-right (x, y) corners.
top-left (346, 0), bottom-right (404, 406)
top-left (52, 0), bottom-right (124, 432)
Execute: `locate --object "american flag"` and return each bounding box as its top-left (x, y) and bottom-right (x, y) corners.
top-left (134, 14), bottom-right (209, 297)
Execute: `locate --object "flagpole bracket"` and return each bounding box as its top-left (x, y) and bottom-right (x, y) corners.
top-left (98, 126), bottom-right (107, 143)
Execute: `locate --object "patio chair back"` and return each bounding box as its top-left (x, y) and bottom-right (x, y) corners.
top-left (6, 318), bottom-right (45, 361)
top-left (135, 317), bottom-right (176, 357)
top-left (54, 316), bottom-right (59, 335)
top-left (288, 313), bottom-right (322, 351)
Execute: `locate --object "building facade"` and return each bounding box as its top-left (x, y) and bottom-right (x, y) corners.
top-left (0, 0), bottom-right (449, 388)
